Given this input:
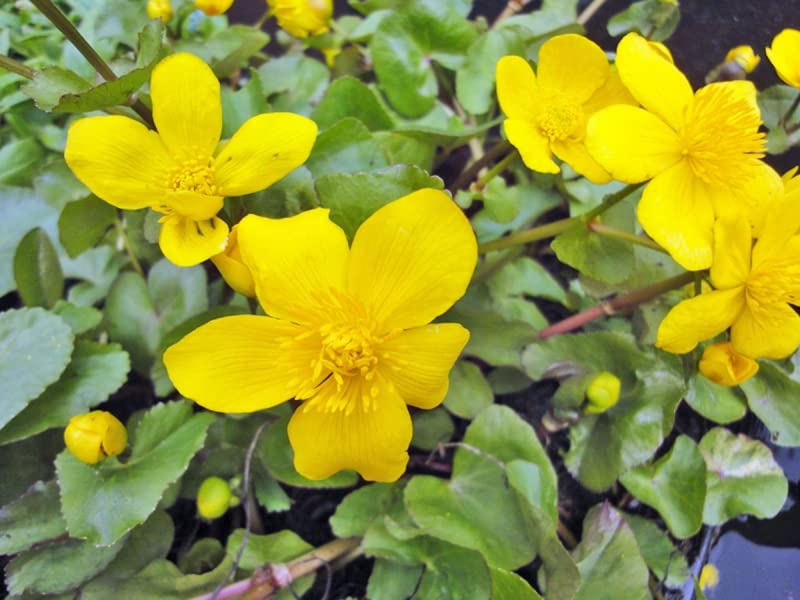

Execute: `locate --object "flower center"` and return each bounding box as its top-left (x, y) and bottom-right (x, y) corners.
top-left (317, 321), bottom-right (379, 382)
top-left (746, 257), bottom-right (800, 308)
top-left (168, 158), bottom-right (218, 195)
top-left (679, 84), bottom-right (765, 187)
top-left (536, 92), bottom-right (583, 141)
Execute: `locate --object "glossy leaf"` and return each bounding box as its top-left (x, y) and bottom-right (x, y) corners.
top-left (741, 361), bottom-right (800, 446)
top-left (58, 195), bottom-right (118, 258)
top-left (443, 360), bottom-right (493, 419)
top-left (13, 227), bottom-right (63, 308)
top-left (0, 481), bottom-right (66, 555)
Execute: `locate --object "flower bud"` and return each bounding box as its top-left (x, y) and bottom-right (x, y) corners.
top-left (267, 0), bottom-right (333, 39)
top-left (147, 0), bottom-right (173, 21)
top-left (584, 371), bottom-right (621, 414)
top-left (197, 476), bottom-right (236, 519)
top-left (195, 0), bottom-right (235, 16)
top-left (64, 411), bottom-right (127, 465)
top-left (699, 342), bottom-right (758, 386)
top-left (725, 45), bottom-right (760, 74)
top-left (211, 225), bottom-right (256, 298)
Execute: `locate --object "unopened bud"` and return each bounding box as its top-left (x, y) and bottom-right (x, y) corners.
top-left (725, 45), bottom-right (760, 74)
top-left (195, 0), bottom-right (234, 16)
top-left (211, 225), bottom-right (256, 298)
top-left (699, 342), bottom-right (758, 386)
top-left (197, 476), bottom-right (236, 520)
top-left (584, 371), bottom-right (621, 414)
top-left (267, 0), bottom-right (333, 38)
top-left (147, 0), bottom-right (173, 21)
top-left (64, 411), bottom-right (127, 465)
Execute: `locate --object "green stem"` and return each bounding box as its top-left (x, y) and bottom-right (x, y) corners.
top-left (479, 182), bottom-right (643, 253)
top-left (450, 140), bottom-right (513, 193)
top-left (29, 0), bottom-right (154, 127)
top-left (781, 90), bottom-right (800, 127)
top-left (538, 271), bottom-right (695, 339)
top-left (0, 53), bottom-right (34, 79)
top-left (587, 222), bottom-right (666, 253)
top-left (476, 150), bottom-right (518, 189)
top-left (115, 218), bottom-right (144, 277)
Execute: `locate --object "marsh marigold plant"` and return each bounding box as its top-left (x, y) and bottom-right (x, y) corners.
top-left (64, 52), bottom-right (317, 267)
top-left (586, 32), bottom-right (781, 270)
top-left (164, 189), bottom-right (477, 482)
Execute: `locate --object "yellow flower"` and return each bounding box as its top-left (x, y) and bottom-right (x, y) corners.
top-left (64, 53), bottom-right (317, 267)
top-left (164, 189), bottom-right (477, 482)
top-left (725, 45), bottom-right (761, 74)
top-left (699, 342), bottom-right (759, 386)
top-left (699, 564), bottom-right (720, 591)
top-left (211, 225), bottom-right (255, 297)
top-left (147, 0), bottom-right (173, 21)
top-left (195, 0), bottom-right (234, 16)
top-left (766, 29), bottom-right (800, 88)
top-left (197, 476), bottom-right (237, 519)
top-left (495, 34), bottom-right (636, 184)
top-left (267, 0), bottom-right (332, 38)
top-left (584, 371), bottom-right (621, 414)
top-left (586, 32), bottom-right (782, 271)
top-left (657, 199), bottom-right (800, 359)
top-left (64, 410), bottom-right (127, 465)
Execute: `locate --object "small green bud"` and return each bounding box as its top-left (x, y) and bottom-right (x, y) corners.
top-left (197, 476), bottom-right (234, 520)
top-left (584, 371), bottom-right (621, 414)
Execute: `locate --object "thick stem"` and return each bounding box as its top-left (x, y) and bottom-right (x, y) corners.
top-left (29, 0), bottom-right (154, 127)
top-left (538, 271), bottom-right (695, 339)
top-left (450, 140), bottom-right (513, 193)
top-left (478, 182), bottom-right (643, 253)
top-left (0, 54), bottom-right (34, 79)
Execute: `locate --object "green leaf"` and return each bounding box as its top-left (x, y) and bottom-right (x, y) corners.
top-left (487, 256), bottom-right (569, 309)
top-left (620, 512), bottom-right (690, 589)
top-left (0, 341), bottom-right (129, 444)
top-left (620, 436), bottom-right (707, 539)
top-left (6, 534), bottom-right (126, 595)
top-left (758, 85), bottom-right (800, 130)
top-left (64, 246), bottom-right (127, 307)
top-left (0, 138), bottom-right (43, 185)
top-left (572, 503), bottom-right (650, 600)
top-left (0, 307), bottom-right (73, 431)
top-left (685, 372), bottom-right (747, 424)
top-left (52, 300), bottom-right (103, 335)
top-left (306, 117), bottom-right (388, 176)
top-left (179, 538), bottom-right (225, 574)
top-left (523, 332), bottom-right (685, 491)
top-left (443, 360), bottom-right (493, 419)
top-left (374, 130), bottom-right (437, 171)
top-left (316, 164), bottom-right (443, 239)
top-left (58, 195), bottom-right (118, 258)
top-left (449, 308), bottom-right (538, 368)
top-left (491, 567), bottom-right (543, 599)
top-left (699, 427), bottom-right (788, 524)
top-left (259, 414), bottom-right (359, 488)
top-left (607, 0), bottom-right (680, 42)
top-left (0, 481), bottom-right (66, 555)
top-left (13, 227), bottom-right (64, 308)
top-left (741, 361), bottom-right (800, 446)
top-left (411, 407), bottom-right (454, 450)
top-left (367, 559), bottom-right (424, 600)
top-left (247, 165), bottom-right (319, 218)
top-left (56, 401), bottom-right (215, 545)
top-left (220, 70), bottom-right (268, 138)
top-left (312, 76), bottom-right (395, 131)
top-left (331, 482), bottom-right (403, 538)
top-left (0, 430), bottom-right (63, 506)
top-left (414, 541), bottom-right (492, 600)
top-left (404, 405), bottom-right (557, 569)
top-left (257, 53), bottom-right (329, 115)
top-left (21, 66), bottom-right (91, 111)
top-left (497, 0), bottom-right (578, 37)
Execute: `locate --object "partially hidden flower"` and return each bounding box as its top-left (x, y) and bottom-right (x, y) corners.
top-left (197, 476), bottom-right (239, 519)
top-left (267, 0), bottom-right (332, 38)
top-left (586, 32), bottom-right (782, 271)
top-left (164, 189), bottom-right (477, 482)
top-left (211, 224), bottom-right (255, 297)
top-left (65, 53), bottom-right (317, 267)
top-left (584, 371), bottom-right (621, 414)
top-left (495, 34), bottom-right (636, 184)
top-left (699, 564), bottom-right (720, 592)
top-left (657, 198), bottom-right (800, 359)
top-left (725, 45), bottom-right (761, 74)
top-left (195, 0), bottom-right (234, 16)
top-left (699, 342), bottom-right (759, 386)
top-left (64, 410), bottom-right (127, 465)
top-left (147, 0), bottom-right (173, 21)
top-left (766, 29), bottom-right (800, 88)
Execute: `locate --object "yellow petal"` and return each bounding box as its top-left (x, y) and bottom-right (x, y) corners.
top-left (710, 217), bottom-right (751, 290)
top-left (537, 34), bottom-right (609, 103)
top-left (163, 315), bottom-right (320, 413)
top-left (496, 55), bottom-right (538, 120)
top-left (704, 80), bottom-right (758, 112)
top-left (551, 139), bottom-right (611, 184)
top-left (211, 225), bottom-right (255, 297)
top-left (195, 0), bottom-right (234, 16)
top-left (699, 342), bottom-right (759, 386)
top-left (161, 190), bottom-right (223, 221)
top-left (504, 119), bottom-right (559, 174)
top-left (656, 287), bottom-right (745, 354)
top-left (752, 194), bottom-right (800, 269)
top-left (766, 29), bottom-right (800, 89)
top-left (637, 161), bottom-right (715, 271)
top-left (347, 189), bottom-right (477, 331)
top-left (214, 113), bottom-right (318, 197)
top-left (615, 32), bottom-right (694, 129)
top-left (732, 302), bottom-right (800, 359)
top-left (288, 378), bottom-right (412, 482)
top-left (64, 116), bottom-right (172, 210)
top-left (151, 53), bottom-right (222, 160)
top-left (378, 323), bottom-right (469, 409)
top-left (582, 69), bottom-right (637, 115)
top-left (709, 162), bottom-right (783, 239)
top-left (236, 210), bottom-right (350, 326)
top-left (159, 216), bottom-right (229, 267)
top-left (585, 105), bottom-right (682, 182)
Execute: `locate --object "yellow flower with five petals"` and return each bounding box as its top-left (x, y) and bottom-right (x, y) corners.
top-left (64, 53), bottom-right (317, 267)
top-left (495, 34), bottom-right (636, 184)
top-left (164, 189), bottom-right (477, 482)
top-left (657, 197), bottom-right (800, 360)
top-left (586, 32), bottom-right (781, 271)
